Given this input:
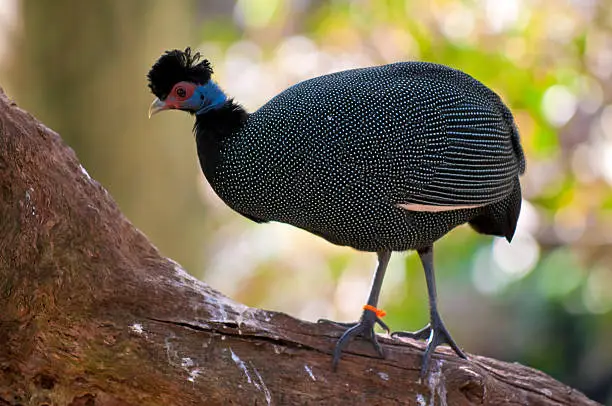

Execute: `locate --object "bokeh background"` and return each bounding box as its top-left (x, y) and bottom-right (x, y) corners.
top-left (1, 0), bottom-right (611, 402)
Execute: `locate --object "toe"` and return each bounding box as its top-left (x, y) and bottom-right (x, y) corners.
top-left (431, 320), bottom-right (465, 359)
top-left (375, 317), bottom-right (390, 333)
top-left (391, 324), bottom-right (432, 341)
top-left (330, 316), bottom-right (388, 369)
top-left (318, 318), bottom-right (359, 328)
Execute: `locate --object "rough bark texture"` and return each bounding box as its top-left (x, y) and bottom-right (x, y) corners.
top-left (0, 89), bottom-right (600, 406)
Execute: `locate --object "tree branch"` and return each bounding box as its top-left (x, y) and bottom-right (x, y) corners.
top-left (0, 89), bottom-right (599, 406)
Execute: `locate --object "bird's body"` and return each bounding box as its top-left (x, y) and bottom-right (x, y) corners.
top-left (147, 49), bottom-right (525, 376)
top-left (196, 62), bottom-right (523, 252)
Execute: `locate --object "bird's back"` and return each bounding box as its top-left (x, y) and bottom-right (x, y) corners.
top-left (209, 62), bottom-right (525, 251)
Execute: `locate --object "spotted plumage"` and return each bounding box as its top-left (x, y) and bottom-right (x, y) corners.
top-left (147, 47), bottom-right (525, 376)
top-left (197, 62), bottom-right (524, 251)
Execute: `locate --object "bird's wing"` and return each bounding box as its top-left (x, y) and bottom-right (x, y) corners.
top-left (387, 76), bottom-right (522, 209)
top-left (252, 63), bottom-right (523, 211)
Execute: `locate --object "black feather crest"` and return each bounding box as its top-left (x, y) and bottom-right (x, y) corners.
top-left (147, 47), bottom-right (213, 99)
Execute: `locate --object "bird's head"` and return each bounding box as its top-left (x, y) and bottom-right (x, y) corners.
top-left (147, 47), bottom-right (227, 118)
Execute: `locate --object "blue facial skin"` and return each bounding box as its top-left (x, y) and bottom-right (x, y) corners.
top-left (181, 81), bottom-right (227, 115)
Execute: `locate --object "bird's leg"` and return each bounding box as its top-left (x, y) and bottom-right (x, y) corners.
top-left (391, 245), bottom-right (467, 377)
top-left (318, 250), bottom-right (392, 370)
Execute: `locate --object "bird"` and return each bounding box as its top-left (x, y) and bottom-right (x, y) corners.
top-left (147, 47), bottom-right (525, 377)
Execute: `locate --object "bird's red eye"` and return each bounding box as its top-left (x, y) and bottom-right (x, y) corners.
top-left (176, 87), bottom-right (187, 98)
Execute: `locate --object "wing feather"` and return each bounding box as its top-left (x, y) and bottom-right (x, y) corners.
top-left (395, 80), bottom-right (521, 207)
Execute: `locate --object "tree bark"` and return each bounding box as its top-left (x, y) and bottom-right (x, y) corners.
top-left (0, 89), bottom-right (599, 406)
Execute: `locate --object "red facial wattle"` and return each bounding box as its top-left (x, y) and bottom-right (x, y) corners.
top-left (149, 80), bottom-right (227, 117)
top-left (148, 81), bottom-right (198, 117)
top-left (165, 82), bottom-right (196, 109)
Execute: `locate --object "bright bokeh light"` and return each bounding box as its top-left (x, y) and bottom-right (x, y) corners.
top-left (493, 234), bottom-right (539, 278)
top-left (233, 0), bottom-right (281, 29)
top-left (571, 143), bottom-right (598, 183)
top-left (472, 200), bottom-right (540, 294)
top-left (599, 105), bottom-right (612, 140)
top-left (583, 267), bottom-right (612, 314)
top-left (577, 76), bottom-right (603, 114)
top-left (553, 206), bottom-right (587, 244)
top-left (438, 3), bottom-right (475, 41)
top-left (483, 0), bottom-right (522, 33)
top-left (275, 36), bottom-right (320, 79)
top-left (542, 85), bottom-right (577, 127)
top-left (601, 143), bottom-right (612, 185)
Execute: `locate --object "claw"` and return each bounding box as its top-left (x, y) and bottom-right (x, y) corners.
top-left (325, 309), bottom-right (388, 370)
top-left (376, 317), bottom-right (391, 334)
top-left (331, 323), bottom-right (374, 370)
top-left (392, 318), bottom-right (467, 379)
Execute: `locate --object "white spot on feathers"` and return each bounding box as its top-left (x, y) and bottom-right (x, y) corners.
top-left (210, 62), bottom-right (523, 253)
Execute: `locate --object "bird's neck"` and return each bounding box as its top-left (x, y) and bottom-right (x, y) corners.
top-left (194, 100), bottom-right (249, 182)
top-left (195, 81), bottom-right (227, 115)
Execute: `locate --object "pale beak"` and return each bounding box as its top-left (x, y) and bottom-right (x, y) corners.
top-left (148, 98), bottom-right (167, 118)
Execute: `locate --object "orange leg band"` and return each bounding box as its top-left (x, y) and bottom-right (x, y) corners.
top-left (363, 304), bottom-right (386, 318)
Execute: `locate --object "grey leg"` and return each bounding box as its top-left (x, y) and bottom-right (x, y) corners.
top-left (319, 250), bottom-right (392, 370)
top-left (392, 245), bottom-right (467, 377)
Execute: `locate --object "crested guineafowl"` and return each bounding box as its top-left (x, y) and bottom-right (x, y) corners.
top-left (147, 47), bottom-right (525, 376)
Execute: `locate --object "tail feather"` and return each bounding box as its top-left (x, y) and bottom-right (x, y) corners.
top-left (469, 179), bottom-right (522, 242)
top-left (500, 101), bottom-right (526, 175)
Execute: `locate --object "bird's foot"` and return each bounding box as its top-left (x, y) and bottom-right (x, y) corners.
top-left (391, 316), bottom-right (466, 378)
top-left (318, 308), bottom-right (390, 370)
